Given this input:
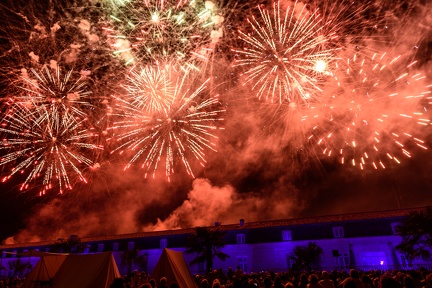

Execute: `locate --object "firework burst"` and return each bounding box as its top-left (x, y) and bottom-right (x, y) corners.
top-left (309, 52), bottom-right (432, 170)
top-left (16, 65), bottom-right (95, 118)
top-left (0, 103), bottom-right (103, 195)
top-left (104, 0), bottom-right (225, 66)
top-left (122, 63), bottom-right (176, 113)
top-left (232, 0), bottom-right (337, 105)
top-left (108, 65), bottom-right (225, 181)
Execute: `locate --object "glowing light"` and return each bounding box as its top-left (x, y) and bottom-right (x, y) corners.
top-left (0, 104), bottom-right (103, 194)
top-left (233, 0), bottom-right (337, 104)
top-left (151, 12), bottom-right (160, 23)
top-left (310, 52), bottom-right (432, 169)
top-left (107, 0), bottom-right (224, 64)
top-left (17, 65), bottom-right (94, 118)
top-left (315, 60), bottom-right (327, 73)
top-left (122, 63), bottom-right (176, 113)
top-left (108, 66), bottom-right (225, 180)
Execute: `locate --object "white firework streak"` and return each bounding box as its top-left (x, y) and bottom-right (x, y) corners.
top-left (108, 68), bottom-right (225, 181)
top-left (233, 0), bottom-right (337, 104)
top-left (16, 65), bottom-right (94, 118)
top-left (0, 104), bottom-right (103, 195)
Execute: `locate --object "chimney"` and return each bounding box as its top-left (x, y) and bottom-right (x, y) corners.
top-left (239, 219), bottom-right (245, 226)
top-left (215, 221), bottom-right (220, 226)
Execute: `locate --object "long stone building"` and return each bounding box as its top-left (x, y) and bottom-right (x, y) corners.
top-left (1, 207), bottom-right (431, 277)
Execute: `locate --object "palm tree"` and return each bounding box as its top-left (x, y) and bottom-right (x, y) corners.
top-left (50, 235), bottom-right (89, 253)
top-left (185, 226), bottom-right (229, 273)
top-left (8, 259), bottom-right (32, 277)
top-left (395, 207), bottom-right (432, 263)
top-left (121, 248), bottom-right (146, 275)
top-left (288, 242), bottom-right (323, 272)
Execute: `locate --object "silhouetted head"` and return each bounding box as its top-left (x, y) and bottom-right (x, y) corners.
top-left (350, 270), bottom-right (360, 279)
top-left (160, 277), bottom-right (168, 285)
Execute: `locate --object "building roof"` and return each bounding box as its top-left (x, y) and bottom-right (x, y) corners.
top-left (1, 206), bottom-right (426, 250)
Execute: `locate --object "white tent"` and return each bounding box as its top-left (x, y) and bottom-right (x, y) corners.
top-left (151, 248), bottom-right (198, 288)
top-left (22, 252), bottom-right (67, 288)
top-left (22, 252), bottom-right (120, 288)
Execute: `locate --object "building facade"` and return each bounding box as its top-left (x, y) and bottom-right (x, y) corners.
top-left (1, 208), bottom-right (431, 277)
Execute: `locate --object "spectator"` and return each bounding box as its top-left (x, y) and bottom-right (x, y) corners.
top-left (263, 276), bottom-right (273, 288)
top-left (159, 277), bottom-right (169, 288)
top-left (213, 279), bottom-right (222, 288)
top-left (320, 271), bottom-right (336, 288)
top-left (379, 275), bottom-right (400, 288)
top-left (344, 279), bottom-right (359, 288)
top-left (308, 274), bottom-right (324, 288)
top-left (362, 275), bottom-right (374, 288)
top-left (299, 273), bottom-right (309, 288)
top-left (341, 270), bottom-right (363, 288)
top-left (235, 266), bottom-right (244, 278)
top-left (274, 275), bottom-right (284, 288)
top-left (201, 279), bottom-right (210, 288)
top-left (110, 277), bottom-right (126, 288)
top-left (403, 276), bottom-right (416, 288)
top-left (423, 273), bottom-right (432, 288)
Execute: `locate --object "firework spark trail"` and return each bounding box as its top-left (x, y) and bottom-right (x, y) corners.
top-left (104, 0), bottom-right (224, 66)
top-left (313, 0), bottom-right (394, 55)
top-left (122, 63), bottom-right (176, 113)
top-left (0, 103), bottom-right (103, 195)
top-left (108, 65), bottom-right (225, 181)
top-left (307, 52), bottom-right (432, 170)
top-left (232, 0), bottom-right (337, 105)
top-left (16, 65), bottom-right (94, 118)
top-left (0, 0), bottom-right (430, 196)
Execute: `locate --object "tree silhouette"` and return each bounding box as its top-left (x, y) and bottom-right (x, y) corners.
top-left (8, 258), bottom-right (32, 277)
top-left (185, 226), bottom-right (229, 273)
top-left (50, 235), bottom-right (89, 253)
top-left (395, 207), bottom-right (432, 263)
top-left (288, 242), bottom-right (323, 272)
top-left (121, 248), bottom-right (146, 275)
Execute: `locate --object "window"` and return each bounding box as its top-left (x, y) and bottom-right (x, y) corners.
top-left (399, 254), bottom-right (412, 268)
top-left (97, 243), bottom-right (104, 252)
top-left (337, 253), bottom-right (349, 268)
top-left (128, 241), bottom-right (135, 250)
top-left (112, 242), bottom-right (119, 252)
top-left (237, 256), bottom-right (248, 272)
top-left (160, 239), bottom-right (167, 249)
top-left (45, 248), bottom-right (50, 252)
top-left (282, 230), bottom-right (292, 241)
top-left (236, 234), bottom-right (245, 244)
top-left (84, 246), bottom-right (90, 253)
top-left (286, 256), bottom-right (295, 269)
top-left (391, 222), bottom-right (402, 235)
top-left (332, 226), bottom-right (344, 238)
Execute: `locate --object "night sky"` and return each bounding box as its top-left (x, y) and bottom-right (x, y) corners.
top-left (0, 0), bottom-right (432, 244)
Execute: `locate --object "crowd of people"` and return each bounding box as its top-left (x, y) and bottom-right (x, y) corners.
top-left (0, 277), bottom-right (24, 288)
top-left (1, 267), bottom-right (431, 287)
top-left (109, 268), bottom-right (432, 288)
